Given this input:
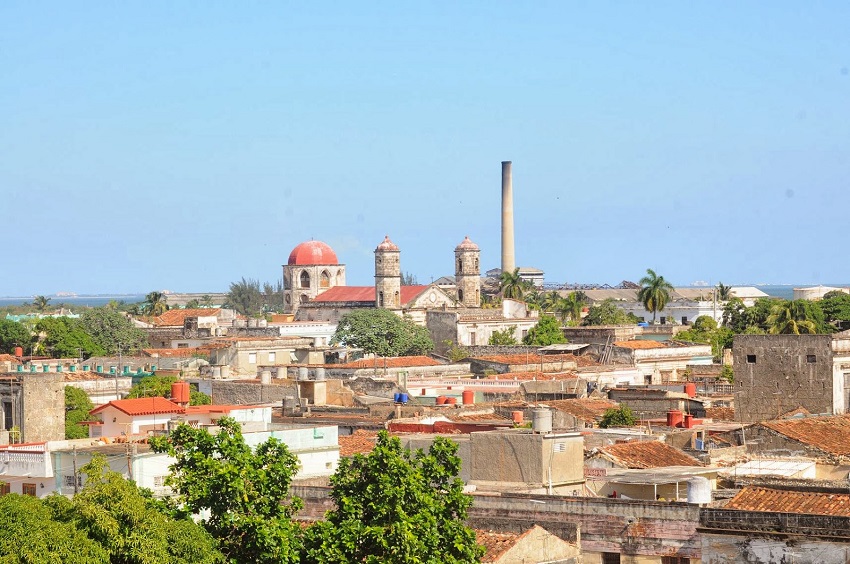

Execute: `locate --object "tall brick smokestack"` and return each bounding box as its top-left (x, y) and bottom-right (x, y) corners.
top-left (501, 161), bottom-right (515, 273)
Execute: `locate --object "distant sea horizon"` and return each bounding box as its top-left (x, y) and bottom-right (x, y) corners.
top-left (2, 283), bottom-right (848, 308)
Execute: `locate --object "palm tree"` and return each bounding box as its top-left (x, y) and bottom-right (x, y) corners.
top-left (716, 282), bottom-right (732, 301)
top-left (637, 269), bottom-right (674, 323)
top-left (767, 300), bottom-right (817, 335)
top-left (542, 291), bottom-right (562, 312)
top-left (498, 268), bottom-right (530, 300)
top-left (200, 295), bottom-right (214, 308)
top-left (555, 292), bottom-right (588, 325)
top-left (32, 295), bottom-right (50, 313)
top-left (143, 291), bottom-right (169, 317)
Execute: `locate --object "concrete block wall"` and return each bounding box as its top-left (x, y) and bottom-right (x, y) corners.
top-left (21, 373), bottom-right (65, 442)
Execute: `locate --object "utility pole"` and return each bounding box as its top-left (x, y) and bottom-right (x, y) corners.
top-left (72, 445), bottom-right (79, 494)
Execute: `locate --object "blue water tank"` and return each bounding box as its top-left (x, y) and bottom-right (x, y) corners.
top-left (399, 393), bottom-right (409, 404)
top-left (393, 392), bottom-right (401, 403)
top-left (637, 321), bottom-right (649, 327)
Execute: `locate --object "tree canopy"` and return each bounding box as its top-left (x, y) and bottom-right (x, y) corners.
top-left (34, 316), bottom-right (102, 358)
top-left (332, 309), bottom-right (434, 357)
top-left (225, 277), bottom-right (265, 317)
top-left (498, 268), bottom-right (531, 300)
top-left (581, 299), bottom-right (638, 326)
top-left (488, 327), bottom-right (518, 345)
top-left (79, 308), bottom-right (148, 355)
top-left (65, 386), bottom-right (94, 439)
top-left (0, 319), bottom-right (31, 354)
top-left (599, 405), bottom-right (636, 428)
top-left (127, 375), bottom-right (210, 406)
top-left (303, 430), bottom-right (484, 564)
top-left (150, 417), bottom-right (303, 564)
top-left (142, 291), bottom-right (170, 316)
top-left (523, 315), bottom-right (567, 346)
top-left (637, 269), bottom-right (674, 323)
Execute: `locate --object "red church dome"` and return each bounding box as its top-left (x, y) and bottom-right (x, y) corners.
top-left (287, 240), bottom-right (339, 265)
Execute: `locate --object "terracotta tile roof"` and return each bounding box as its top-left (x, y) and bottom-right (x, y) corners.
top-left (727, 487), bottom-right (850, 517)
top-left (338, 430), bottom-right (378, 456)
top-left (473, 354), bottom-right (579, 366)
top-left (760, 415), bottom-right (850, 457)
top-left (0, 354), bottom-right (18, 362)
top-left (613, 340), bottom-right (666, 350)
top-left (599, 441), bottom-right (703, 469)
top-left (334, 356), bottom-right (441, 369)
top-left (152, 308), bottom-right (221, 327)
top-left (311, 285), bottom-right (430, 306)
top-left (90, 397), bottom-right (184, 417)
top-left (141, 347), bottom-right (211, 358)
top-left (545, 398), bottom-right (618, 422)
top-left (780, 407), bottom-right (811, 418)
top-left (445, 411), bottom-right (511, 422)
top-left (486, 371), bottom-right (578, 381)
top-left (475, 530), bottom-right (522, 563)
top-left (705, 407), bottom-right (735, 421)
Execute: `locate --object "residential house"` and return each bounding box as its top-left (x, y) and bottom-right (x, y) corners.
top-left (607, 340), bottom-right (713, 384)
top-left (207, 336), bottom-right (306, 378)
top-left (476, 525), bottom-right (580, 564)
top-left (427, 299), bottom-right (540, 353)
top-left (700, 487), bottom-right (850, 563)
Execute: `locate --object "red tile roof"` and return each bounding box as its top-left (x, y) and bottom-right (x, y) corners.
top-left (338, 430), bottom-right (378, 456)
top-left (599, 441), bottom-right (703, 469)
top-left (0, 354), bottom-right (18, 362)
top-left (90, 397), bottom-right (185, 417)
top-left (486, 371), bottom-right (578, 381)
top-left (152, 308), bottom-right (221, 327)
top-left (184, 404), bottom-right (261, 414)
top-left (475, 530), bottom-right (523, 563)
top-left (727, 487), bottom-right (850, 517)
top-left (311, 285), bottom-right (430, 306)
top-left (705, 407), bottom-right (735, 421)
top-left (473, 354), bottom-right (579, 366)
top-left (613, 340), bottom-right (666, 350)
top-left (545, 399), bottom-right (618, 422)
top-left (334, 356), bottom-right (441, 369)
top-left (761, 415), bottom-right (850, 457)
top-left (141, 347), bottom-right (211, 358)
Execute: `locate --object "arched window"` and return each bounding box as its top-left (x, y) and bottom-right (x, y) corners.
top-left (476, 289), bottom-right (480, 304)
top-left (457, 258), bottom-right (463, 271)
top-left (320, 270), bottom-right (331, 288)
top-left (285, 295), bottom-right (291, 304)
top-left (474, 258), bottom-right (479, 270)
top-left (394, 291), bottom-right (400, 306)
top-left (458, 289), bottom-right (464, 302)
top-left (300, 271), bottom-right (311, 289)
top-left (378, 291), bottom-right (384, 307)
top-left (300, 294), bottom-right (309, 304)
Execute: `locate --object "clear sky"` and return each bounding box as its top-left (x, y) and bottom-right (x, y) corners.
top-left (2, 2), bottom-right (849, 296)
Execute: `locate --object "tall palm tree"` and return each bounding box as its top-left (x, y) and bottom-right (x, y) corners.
top-left (767, 300), bottom-right (817, 335)
top-left (32, 295), bottom-right (50, 313)
top-left (716, 282), bottom-right (732, 301)
top-left (542, 291), bottom-right (562, 312)
top-left (637, 269), bottom-right (674, 323)
top-left (143, 291), bottom-right (169, 317)
top-left (555, 292), bottom-right (588, 324)
top-left (200, 295), bottom-right (214, 308)
top-left (499, 268), bottom-right (530, 300)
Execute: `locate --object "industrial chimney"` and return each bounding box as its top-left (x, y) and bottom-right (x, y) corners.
top-left (501, 161), bottom-right (516, 273)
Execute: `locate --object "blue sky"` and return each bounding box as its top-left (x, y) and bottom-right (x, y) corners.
top-left (2, 2), bottom-right (849, 295)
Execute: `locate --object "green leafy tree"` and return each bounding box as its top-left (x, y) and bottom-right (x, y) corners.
top-left (32, 295), bottom-right (51, 312)
top-left (263, 281), bottom-right (286, 314)
top-left (79, 308), bottom-right (148, 355)
top-left (35, 317), bottom-right (102, 358)
top-left (523, 314), bottom-right (567, 346)
top-left (582, 299), bottom-right (638, 326)
top-left (225, 277), bottom-right (264, 317)
top-left (150, 418), bottom-right (302, 564)
top-left (191, 390), bottom-right (212, 405)
top-left (0, 493), bottom-right (108, 563)
top-left (720, 364), bottom-right (734, 383)
top-left (767, 300), bottom-right (820, 335)
top-left (819, 291), bottom-right (850, 330)
top-left (715, 282), bottom-right (732, 301)
top-left (498, 268), bottom-right (531, 300)
top-left (303, 430), bottom-right (483, 564)
top-left (143, 291), bottom-right (170, 316)
top-left (127, 374), bottom-right (179, 399)
top-left (488, 327), bottom-right (518, 345)
top-left (0, 319), bottom-right (31, 354)
top-left (46, 455), bottom-right (223, 564)
top-left (676, 316), bottom-right (733, 361)
top-left (65, 386), bottom-right (95, 439)
top-left (443, 340), bottom-right (471, 362)
top-left (555, 292), bottom-right (587, 325)
top-left (185, 299), bottom-right (201, 309)
top-left (599, 405), bottom-right (637, 428)
top-left (332, 309), bottom-right (434, 357)
top-left (637, 269), bottom-right (674, 323)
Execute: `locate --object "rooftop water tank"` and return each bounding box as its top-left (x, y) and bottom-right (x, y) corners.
top-left (260, 370), bottom-right (272, 385)
top-left (14, 346), bottom-right (23, 357)
top-left (687, 477), bottom-right (712, 504)
top-left (462, 390), bottom-right (474, 405)
top-left (532, 408), bottom-right (553, 434)
top-left (297, 367), bottom-right (309, 381)
top-left (314, 367), bottom-right (326, 381)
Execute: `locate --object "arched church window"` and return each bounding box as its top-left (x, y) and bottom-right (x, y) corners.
top-left (300, 294), bottom-right (309, 304)
top-left (378, 291), bottom-right (385, 307)
top-left (458, 289), bottom-right (464, 302)
top-left (457, 258), bottom-right (463, 271)
top-left (394, 291), bottom-right (400, 306)
top-left (474, 258), bottom-right (479, 270)
top-left (476, 289), bottom-right (480, 303)
top-left (300, 271), bottom-right (311, 289)
top-left (285, 295), bottom-right (291, 304)
top-left (320, 270), bottom-right (331, 288)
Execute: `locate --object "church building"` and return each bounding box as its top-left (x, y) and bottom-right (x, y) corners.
top-left (288, 235), bottom-right (481, 324)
